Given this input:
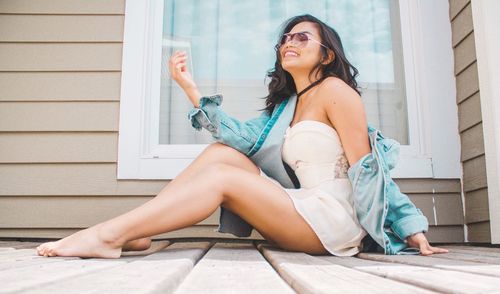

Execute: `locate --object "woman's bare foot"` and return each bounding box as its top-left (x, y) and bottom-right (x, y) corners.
top-left (35, 225), bottom-right (123, 259)
top-left (122, 237), bottom-right (152, 252)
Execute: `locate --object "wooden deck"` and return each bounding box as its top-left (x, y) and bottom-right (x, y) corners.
top-left (1, 239), bottom-right (500, 293)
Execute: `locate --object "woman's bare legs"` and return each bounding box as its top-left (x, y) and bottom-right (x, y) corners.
top-left (38, 143), bottom-right (258, 254)
top-left (36, 143), bottom-right (328, 258)
top-left (123, 142), bottom-right (263, 251)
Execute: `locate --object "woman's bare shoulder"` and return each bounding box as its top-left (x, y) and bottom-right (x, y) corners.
top-left (319, 76), bottom-right (358, 96)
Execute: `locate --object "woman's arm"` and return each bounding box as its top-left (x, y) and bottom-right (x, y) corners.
top-left (168, 50), bottom-right (271, 155)
top-left (168, 50), bottom-right (200, 106)
top-left (319, 77), bottom-right (371, 167)
top-left (187, 94), bottom-right (271, 155)
top-left (322, 77), bottom-right (449, 255)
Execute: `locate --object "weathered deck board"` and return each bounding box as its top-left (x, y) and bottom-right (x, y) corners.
top-left (257, 243), bottom-right (435, 294)
top-left (24, 241), bottom-right (213, 294)
top-left (0, 241), bottom-right (174, 292)
top-left (441, 245), bottom-right (500, 256)
top-left (0, 247), bottom-right (79, 271)
top-left (0, 248), bottom-right (38, 258)
top-left (1, 240), bottom-right (500, 293)
top-left (0, 241), bottom-right (41, 249)
top-left (319, 254), bottom-right (500, 293)
top-left (120, 240), bottom-right (170, 256)
top-left (174, 242), bottom-right (295, 294)
top-left (358, 252), bottom-right (500, 278)
top-left (0, 255), bottom-right (129, 293)
top-left (0, 256), bottom-right (77, 272)
top-left (427, 251), bottom-right (500, 264)
top-left (0, 248), bottom-right (59, 265)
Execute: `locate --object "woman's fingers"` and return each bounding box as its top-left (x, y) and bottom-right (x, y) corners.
top-left (419, 242), bottom-right (450, 255)
top-left (417, 244), bottom-right (431, 255)
top-left (406, 232), bottom-right (449, 256)
top-left (168, 51), bottom-right (186, 66)
top-left (172, 55), bottom-right (188, 65)
top-left (170, 51), bottom-right (187, 63)
top-left (169, 56), bottom-right (187, 70)
top-left (168, 52), bottom-right (190, 81)
top-left (167, 50), bottom-right (196, 91)
top-left (169, 53), bottom-right (189, 75)
top-left (171, 50), bottom-right (186, 58)
top-left (430, 245), bottom-right (449, 254)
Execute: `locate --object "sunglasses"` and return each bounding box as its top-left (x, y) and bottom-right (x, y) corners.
top-left (279, 31), bottom-right (329, 49)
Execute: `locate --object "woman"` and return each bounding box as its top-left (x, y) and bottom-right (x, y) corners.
top-left (36, 14), bottom-right (448, 258)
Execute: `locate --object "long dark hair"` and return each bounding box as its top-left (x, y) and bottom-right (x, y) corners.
top-left (261, 14), bottom-right (361, 114)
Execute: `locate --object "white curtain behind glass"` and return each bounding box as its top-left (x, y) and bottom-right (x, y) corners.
top-left (160, 0), bottom-right (408, 145)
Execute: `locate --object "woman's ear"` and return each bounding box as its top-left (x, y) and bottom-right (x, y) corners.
top-left (322, 50), bottom-right (335, 65)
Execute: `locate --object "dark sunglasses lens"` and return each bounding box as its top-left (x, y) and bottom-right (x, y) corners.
top-left (297, 32), bottom-right (309, 42)
top-left (280, 34), bottom-right (288, 45)
top-left (280, 32), bottom-right (309, 47)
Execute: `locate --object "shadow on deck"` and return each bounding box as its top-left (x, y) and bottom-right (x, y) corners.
top-left (1, 239), bottom-right (500, 293)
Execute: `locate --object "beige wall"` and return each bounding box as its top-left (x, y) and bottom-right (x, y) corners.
top-left (0, 0), bottom-right (463, 243)
top-left (449, 0), bottom-right (490, 242)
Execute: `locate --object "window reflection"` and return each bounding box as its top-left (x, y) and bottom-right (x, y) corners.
top-left (160, 0), bottom-right (408, 145)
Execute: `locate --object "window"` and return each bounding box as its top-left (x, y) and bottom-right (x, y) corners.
top-left (118, 0), bottom-right (459, 180)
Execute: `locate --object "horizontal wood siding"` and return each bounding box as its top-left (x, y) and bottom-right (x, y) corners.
top-left (449, 0), bottom-right (490, 242)
top-left (0, 72), bottom-right (121, 101)
top-left (0, 0), bottom-right (463, 243)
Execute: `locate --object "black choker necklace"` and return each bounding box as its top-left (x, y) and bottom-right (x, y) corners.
top-left (289, 76), bottom-right (329, 129)
top-left (296, 76), bottom-right (328, 98)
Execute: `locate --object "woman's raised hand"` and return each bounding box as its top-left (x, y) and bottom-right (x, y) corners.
top-left (168, 50), bottom-right (201, 107)
top-left (168, 50), bottom-right (197, 91)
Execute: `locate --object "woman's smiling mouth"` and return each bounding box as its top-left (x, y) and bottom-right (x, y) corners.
top-left (283, 50), bottom-right (300, 58)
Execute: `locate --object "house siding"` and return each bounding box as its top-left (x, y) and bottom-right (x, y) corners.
top-left (0, 0), bottom-right (463, 243)
top-left (449, 0), bottom-right (490, 242)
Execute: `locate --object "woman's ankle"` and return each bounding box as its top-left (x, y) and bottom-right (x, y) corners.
top-left (95, 223), bottom-right (127, 248)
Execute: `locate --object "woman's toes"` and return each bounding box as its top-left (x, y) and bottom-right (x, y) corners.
top-left (37, 246), bottom-right (46, 256)
top-left (38, 242), bottom-right (54, 250)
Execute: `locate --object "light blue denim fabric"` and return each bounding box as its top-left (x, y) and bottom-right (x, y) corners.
top-left (187, 93), bottom-right (429, 255)
top-left (347, 125), bottom-right (429, 255)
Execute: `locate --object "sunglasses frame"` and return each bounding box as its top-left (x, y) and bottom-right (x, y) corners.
top-left (279, 31), bottom-right (330, 50)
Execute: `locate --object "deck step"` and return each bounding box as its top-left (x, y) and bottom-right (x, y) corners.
top-left (174, 242), bottom-right (295, 293)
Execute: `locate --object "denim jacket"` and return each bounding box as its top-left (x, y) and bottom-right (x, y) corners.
top-left (187, 93), bottom-right (429, 255)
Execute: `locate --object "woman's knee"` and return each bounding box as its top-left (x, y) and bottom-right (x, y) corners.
top-left (200, 162), bottom-right (231, 173)
top-left (196, 162), bottom-right (236, 190)
top-left (202, 143), bottom-right (259, 173)
top-left (204, 142), bottom-right (239, 155)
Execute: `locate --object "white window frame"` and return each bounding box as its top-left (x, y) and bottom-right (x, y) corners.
top-left (117, 0), bottom-right (460, 180)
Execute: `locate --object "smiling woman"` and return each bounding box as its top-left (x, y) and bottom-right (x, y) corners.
top-left (177, 14), bottom-right (446, 256)
top-left (35, 6), bottom-right (449, 259)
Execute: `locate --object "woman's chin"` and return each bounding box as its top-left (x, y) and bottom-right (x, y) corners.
top-left (282, 63), bottom-right (301, 72)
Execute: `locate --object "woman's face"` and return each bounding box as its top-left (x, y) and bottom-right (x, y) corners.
top-left (279, 21), bottom-right (325, 78)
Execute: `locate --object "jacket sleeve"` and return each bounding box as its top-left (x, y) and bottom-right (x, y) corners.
top-left (370, 128), bottom-right (430, 242)
top-left (187, 93), bottom-right (271, 155)
top-left (384, 177), bottom-right (429, 241)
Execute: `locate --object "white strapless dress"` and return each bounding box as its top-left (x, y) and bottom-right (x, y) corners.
top-left (259, 120), bottom-right (368, 256)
